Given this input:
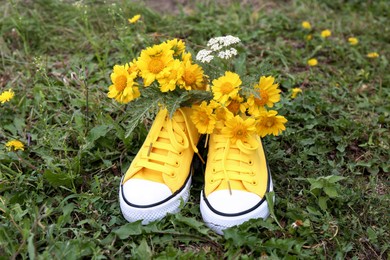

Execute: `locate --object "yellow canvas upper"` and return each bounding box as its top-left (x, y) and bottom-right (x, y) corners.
top-left (204, 132), bottom-right (269, 197)
top-left (123, 107), bottom-right (200, 193)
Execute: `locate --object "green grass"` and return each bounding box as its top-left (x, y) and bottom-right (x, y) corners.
top-left (1, 0), bottom-right (389, 259)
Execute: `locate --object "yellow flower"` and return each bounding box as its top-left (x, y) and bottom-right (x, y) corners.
top-left (136, 44), bottom-right (174, 87)
top-left (157, 59), bottom-right (184, 92)
top-left (191, 101), bottom-right (216, 134)
top-left (255, 110), bottom-right (287, 137)
top-left (301, 21), bottom-right (312, 29)
top-left (5, 140), bottom-right (24, 151)
top-left (0, 89), bottom-right (15, 104)
top-left (307, 58), bottom-right (318, 66)
top-left (212, 71), bottom-right (241, 104)
top-left (321, 29), bottom-right (331, 38)
top-left (127, 58), bottom-right (140, 75)
top-left (207, 101), bottom-right (234, 130)
top-left (226, 94), bottom-right (246, 115)
top-left (107, 64), bottom-right (140, 103)
top-left (180, 60), bottom-right (205, 90)
top-left (164, 39), bottom-right (186, 57)
top-left (128, 14), bottom-right (141, 24)
top-left (247, 76), bottom-right (281, 115)
top-left (367, 52), bottom-right (379, 59)
top-left (348, 37), bottom-right (359, 45)
top-left (221, 115), bottom-right (256, 144)
top-left (291, 88), bottom-right (302, 99)
top-left (305, 34), bottom-right (313, 41)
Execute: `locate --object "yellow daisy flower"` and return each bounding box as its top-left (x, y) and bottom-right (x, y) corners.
top-left (0, 89), bottom-right (15, 104)
top-left (164, 39), bottom-right (186, 57)
top-left (5, 140), bottom-right (24, 151)
top-left (291, 88), bottom-right (302, 99)
top-left (305, 34), bottom-right (313, 41)
top-left (226, 94), bottom-right (246, 115)
top-left (307, 58), bottom-right (318, 66)
top-left (255, 110), bottom-right (287, 137)
top-left (191, 101), bottom-right (216, 134)
top-left (247, 76), bottom-right (281, 115)
top-left (157, 59), bottom-right (184, 92)
top-left (181, 51), bottom-right (193, 64)
top-left (180, 60), bottom-right (205, 90)
top-left (107, 64), bottom-right (140, 104)
top-left (321, 29), bottom-right (331, 38)
top-left (221, 115), bottom-right (256, 144)
top-left (348, 37), bottom-right (359, 46)
top-left (367, 52), bottom-right (379, 58)
top-left (128, 14), bottom-right (141, 24)
top-left (136, 44), bottom-right (174, 87)
top-left (212, 71), bottom-right (241, 104)
top-left (301, 21), bottom-right (312, 30)
top-left (127, 58), bottom-right (140, 75)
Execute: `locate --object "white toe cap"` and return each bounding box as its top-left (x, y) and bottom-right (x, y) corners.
top-left (122, 179), bottom-right (172, 206)
top-left (206, 189), bottom-right (261, 214)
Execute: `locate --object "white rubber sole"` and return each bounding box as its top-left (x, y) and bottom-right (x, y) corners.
top-left (200, 179), bottom-right (274, 235)
top-left (119, 175), bottom-right (192, 225)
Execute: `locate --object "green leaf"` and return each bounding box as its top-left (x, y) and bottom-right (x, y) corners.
top-left (43, 170), bottom-right (73, 188)
top-left (318, 196), bottom-right (328, 211)
top-left (134, 239), bottom-right (153, 260)
top-left (174, 214), bottom-right (209, 235)
top-left (167, 91), bottom-right (191, 118)
top-left (223, 228), bottom-right (249, 246)
top-left (367, 227), bottom-right (378, 243)
top-left (124, 93), bottom-right (162, 138)
top-left (323, 186), bottom-right (339, 198)
top-left (326, 175), bottom-right (346, 183)
top-left (27, 233), bottom-right (36, 260)
top-left (113, 222), bottom-right (143, 239)
top-left (265, 191), bottom-right (282, 229)
top-left (86, 125), bottom-right (112, 144)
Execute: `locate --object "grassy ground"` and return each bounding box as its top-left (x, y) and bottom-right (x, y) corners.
top-left (0, 0), bottom-right (389, 259)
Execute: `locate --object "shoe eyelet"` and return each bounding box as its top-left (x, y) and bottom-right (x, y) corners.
top-left (252, 181), bottom-right (257, 185)
top-left (175, 161), bottom-right (180, 167)
top-left (170, 172), bottom-right (176, 178)
top-left (210, 179), bottom-right (214, 184)
top-left (250, 171), bottom-right (255, 176)
top-left (248, 160), bottom-right (253, 165)
top-left (212, 168), bottom-right (216, 174)
top-left (178, 151), bottom-right (183, 155)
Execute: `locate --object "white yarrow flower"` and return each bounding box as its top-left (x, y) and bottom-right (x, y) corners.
top-left (196, 49), bottom-right (214, 63)
top-left (198, 35), bottom-right (241, 62)
top-left (207, 35), bottom-right (241, 48)
top-left (217, 48), bottom-right (238, 59)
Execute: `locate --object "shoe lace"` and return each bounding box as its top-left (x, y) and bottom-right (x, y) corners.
top-left (212, 133), bottom-right (259, 194)
top-left (137, 108), bottom-right (201, 178)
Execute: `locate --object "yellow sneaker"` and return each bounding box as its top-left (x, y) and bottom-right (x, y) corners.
top-left (200, 132), bottom-right (273, 234)
top-left (119, 107), bottom-right (200, 224)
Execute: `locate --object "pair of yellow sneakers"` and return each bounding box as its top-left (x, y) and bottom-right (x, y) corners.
top-left (119, 108), bottom-right (273, 235)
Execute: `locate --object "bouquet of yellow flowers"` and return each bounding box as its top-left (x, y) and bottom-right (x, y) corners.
top-left (107, 36), bottom-right (287, 140)
top-left (109, 35), bottom-right (287, 234)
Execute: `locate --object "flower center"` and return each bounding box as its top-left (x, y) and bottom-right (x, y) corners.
top-left (234, 126), bottom-right (246, 138)
top-left (114, 75), bottom-right (127, 92)
top-left (199, 111), bottom-right (210, 124)
top-left (183, 70), bottom-right (196, 85)
top-left (220, 82), bottom-right (234, 94)
top-left (265, 117), bottom-right (275, 127)
top-left (148, 58), bottom-right (164, 74)
top-left (227, 100), bottom-right (240, 114)
top-left (254, 90), bottom-right (269, 106)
